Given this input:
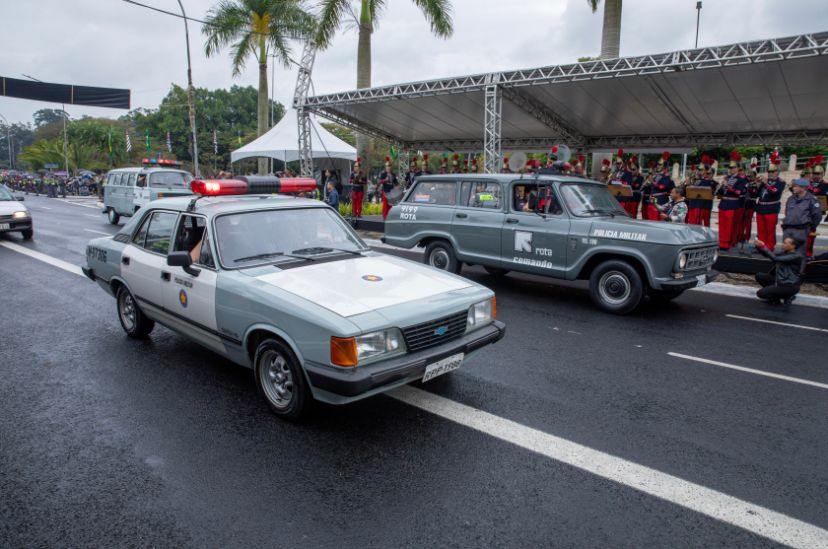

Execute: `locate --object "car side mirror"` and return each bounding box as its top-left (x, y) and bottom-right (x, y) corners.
top-left (15, 196), bottom-right (24, 201)
top-left (167, 251), bottom-right (200, 277)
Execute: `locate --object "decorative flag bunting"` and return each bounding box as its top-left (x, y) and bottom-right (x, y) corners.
top-left (125, 131), bottom-right (132, 153)
top-left (213, 129), bottom-right (218, 154)
top-left (166, 132), bottom-right (172, 153)
top-left (145, 131), bottom-right (151, 152)
top-left (107, 128), bottom-right (112, 154)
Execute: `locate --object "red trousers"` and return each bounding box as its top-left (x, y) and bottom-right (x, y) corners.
top-left (381, 193), bottom-right (390, 220)
top-left (351, 191), bottom-right (364, 217)
top-left (755, 214), bottom-right (778, 251)
top-left (621, 201), bottom-right (639, 218)
top-left (738, 208), bottom-right (755, 243)
top-left (687, 208), bottom-right (712, 227)
top-left (806, 232), bottom-right (816, 258)
top-left (718, 209), bottom-right (741, 249)
top-left (642, 203), bottom-right (660, 221)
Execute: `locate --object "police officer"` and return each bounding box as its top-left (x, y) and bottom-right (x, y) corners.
top-left (686, 155), bottom-right (717, 226)
top-left (808, 157), bottom-right (828, 255)
top-left (378, 157), bottom-right (397, 220)
top-left (645, 152), bottom-right (674, 221)
top-left (716, 151), bottom-right (748, 251)
top-left (782, 178), bottom-right (822, 256)
top-left (755, 156), bottom-right (785, 250)
top-left (349, 157), bottom-right (366, 218)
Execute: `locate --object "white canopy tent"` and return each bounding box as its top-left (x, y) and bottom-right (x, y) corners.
top-left (230, 108), bottom-right (356, 177)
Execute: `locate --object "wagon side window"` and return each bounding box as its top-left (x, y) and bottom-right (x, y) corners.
top-left (405, 181), bottom-right (457, 206)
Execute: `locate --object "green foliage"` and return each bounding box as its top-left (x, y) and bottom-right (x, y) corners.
top-left (338, 201), bottom-right (383, 217)
top-left (0, 122), bottom-right (35, 169)
top-left (33, 108), bottom-right (68, 129)
top-left (320, 123), bottom-right (356, 147)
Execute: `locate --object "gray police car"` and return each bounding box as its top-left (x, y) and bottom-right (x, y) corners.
top-left (83, 177), bottom-right (504, 419)
top-left (384, 174), bottom-right (718, 314)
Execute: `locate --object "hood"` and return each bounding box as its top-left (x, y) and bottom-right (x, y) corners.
top-left (589, 218), bottom-right (715, 246)
top-left (247, 254), bottom-right (473, 318)
top-left (0, 201), bottom-right (27, 216)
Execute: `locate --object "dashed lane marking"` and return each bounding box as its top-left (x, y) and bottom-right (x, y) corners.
top-left (5, 243), bottom-right (828, 547)
top-left (54, 198), bottom-right (101, 209)
top-left (726, 314), bottom-right (828, 334)
top-left (668, 352), bottom-right (828, 390)
top-left (83, 229), bottom-right (111, 236)
top-left (391, 385), bottom-right (828, 549)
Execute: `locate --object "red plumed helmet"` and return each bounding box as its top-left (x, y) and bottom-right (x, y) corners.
top-left (356, 156), bottom-right (362, 163)
top-left (578, 154), bottom-right (585, 162)
top-left (601, 158), bottom-right (611, 166)
top-left (648, 160), bottom-right (656, 168)
top-left (700, 153), bottom-right (712, 166)
top-left (690, 164), bottom-right (697, 171)
top-left (617, 148), bottom-right (624, 157)
top-left (385, 155), bottom-right (391, 163)
top-left (551, 146), bottom-right (558, 154)
top-left (814, 154), bottom-right (825, 165)
top-left (661, 151), bottom-right (671, 161)
top-left (423, 154), bottom-right (429, 161)
top-left (453, 153), bottom-right (459, 160)
top-left (730, 150), bottom-right (742, 162)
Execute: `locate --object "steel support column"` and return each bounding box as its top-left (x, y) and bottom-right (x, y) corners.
top-left (397, 145), bottom-right (410, 178)
top-left (294, 41), bottom-right (317, 177)
top-left (483, 82), bottom-right (502, 174)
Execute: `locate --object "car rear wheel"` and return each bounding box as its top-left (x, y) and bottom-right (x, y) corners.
top-left (107, 208), bottom-right (120, 225)
top-left (254, 339), bottom-right (310, 420)
top-left (116, 286), bottom-right (154, 338)
top-left (21, 228), bottom-right (33, 240)
top-left (589, 260), bottom-right (644, 314)
top-left (424, 241), bottom-right (462, 274)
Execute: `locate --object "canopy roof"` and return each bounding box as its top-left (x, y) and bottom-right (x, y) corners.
top-left (303, 31), bottom-right (828, 151)
top-left (231, 108), bottom-right (356, 163)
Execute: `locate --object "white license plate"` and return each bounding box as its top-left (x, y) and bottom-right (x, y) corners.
top-left (0, 223), bottom-right (9, 230)
top-left (422, 353), bottom-right (464, 382)
top-left (696, 274), bottom-right (707, 287)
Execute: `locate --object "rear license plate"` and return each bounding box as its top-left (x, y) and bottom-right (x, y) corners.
top-left (696, 274), bottom-right (707, 287)
top-left (422, 353), bottom-right (464, 382)
top-left (0, 223), bottom-right (9, 230)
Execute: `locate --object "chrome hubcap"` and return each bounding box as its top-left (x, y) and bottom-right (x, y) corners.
top-left (119, 292), bottom-right (136, 331)
top-left (599, 271), bottom-right (631, 305)
top-left (429, 249), bottom-right (450, 270)
top-left (260, 350), bottom-right (294, 410)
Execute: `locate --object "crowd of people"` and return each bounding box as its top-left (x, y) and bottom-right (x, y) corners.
top-left (1, 172), bottom-right (104, 198)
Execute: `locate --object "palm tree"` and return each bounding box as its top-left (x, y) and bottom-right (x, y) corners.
top-left (587, 0), bottom-right (622, 59)
top-left (314, 0), bottom-right (454, 163)
top-left (203, 0), bottom-right (315, 174)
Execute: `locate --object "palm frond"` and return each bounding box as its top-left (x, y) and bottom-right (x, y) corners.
top-left (230, 32), bottom-right (256, 77)
top-left (313, 0), bottom-right (351, 49)
top-left (586, 0), bottom-right (600, 13)
top-left (411, 0), bottom-right (453, 38)
top-left (203, 0), bottom-right (251, 57)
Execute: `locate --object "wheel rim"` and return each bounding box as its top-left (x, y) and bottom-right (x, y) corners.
top-left (429, 248), bottom-right (450, 270)
top-left (598, 271), bottom-right (631, 306)
top-left (259, 350), bottom-right (294, 410)
top-left (119, 292), bottom-right (136, 331)
top-left (109, 210), bottom-right (116, 222)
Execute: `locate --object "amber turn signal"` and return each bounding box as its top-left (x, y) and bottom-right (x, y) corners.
top-left (491, 296), bottom-right (497, 319)
top-left (330, 336), bottom-right (358, 367)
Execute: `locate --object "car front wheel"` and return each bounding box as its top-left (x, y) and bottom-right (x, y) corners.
top-left (424, 241), bottom-right (462, 274)
top-left (254, 339), bottom-right (310, 420)
top-left (107, 208), bottom-right (120, 225)
top-left (21, 228), bottom-right (33, 240)
top-left (116, 286), bottom-right (155, 338)
top-left (589, 260), bottom-right (644, 314)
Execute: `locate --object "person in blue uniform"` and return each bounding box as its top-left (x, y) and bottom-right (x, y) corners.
top-left (716, 151), bottom-right (748, 251)
top-left (686, 155), bottom-right (717, 226)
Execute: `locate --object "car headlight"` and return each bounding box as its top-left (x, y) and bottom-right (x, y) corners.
top-left (12, 210), bottom-right (29, 219)
top-left (466, 297), bottom-right (496, 332)
top-left (330, 328), bottom-right (405, 367)
top-left (678, 252), bottom-right (688, 270)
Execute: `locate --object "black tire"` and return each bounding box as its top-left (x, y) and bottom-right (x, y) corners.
top-left (588, 260), bottom-right (644, 314)
top-left (424, 240), bottom-right (462, 274)
top-left (484, 266), bottom-right (510, 277)
top-left (116, 286), bottom-right (155, 338)
top-left (254, 338), bottom-right (311, 420)
top-left (107, 208), bottom-right (120, 225)
top-left (648, 287), bottom-right (685, 303)
top-left (20, 228), bottom-right (33, 240)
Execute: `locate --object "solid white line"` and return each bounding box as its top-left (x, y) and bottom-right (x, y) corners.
top-left (83, 229), bottom-right (111, 236)
top-left (668, 352), bottom-right (828, 390)
top-left (726, 314), bottom-right (828, 333)
top-left (55, 198), bottom-right (101, 209)
top-left (84, 214), bottom-right (101, 218)
top-left (0, 241), bottom-right (84, 277)
top-left (390, 385), bottom-right (828, 548)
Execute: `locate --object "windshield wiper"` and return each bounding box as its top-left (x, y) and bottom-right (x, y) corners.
top-left (233, 251), bottom-right (315, 264)
top-left (582, 208), bottom-right (616, 218)
top-left (291, 246), bottom-right (363, 256)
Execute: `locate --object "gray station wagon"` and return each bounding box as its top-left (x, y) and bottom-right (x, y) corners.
top-left (383, 174), bottom-right (719, 314)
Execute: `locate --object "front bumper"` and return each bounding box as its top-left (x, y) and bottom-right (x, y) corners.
top-left (0, 218), bottom-right (32, 232)
top-left (659, 270), bottom-right (719, 291)
top-left (305, 320), bottom-right (506, 404)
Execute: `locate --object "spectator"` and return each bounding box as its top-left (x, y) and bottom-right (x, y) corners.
top-left (325, 181), bottom-right (339, 211)
top-left (753, 236), bottom-right (805, 305)
top-left (656, 187), bottom-right (688, 223)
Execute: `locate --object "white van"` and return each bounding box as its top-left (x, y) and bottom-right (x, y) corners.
top-left (103, 163), bottom-right (193, 224)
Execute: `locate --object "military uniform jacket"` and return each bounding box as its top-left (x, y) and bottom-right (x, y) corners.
top-left (350, 172), bottom-right (366, 193)
top-left (755, 178), bottom-right (785, 215)
top-left (651, 173), bottom-right (675, 206)
top-left (687, 178), bottom-right (717, 210)
top-left (379, 171), bottom-right (397, 193)
top-left (619, 170), bottom-right (644, 202)
top-left (744, 182), bottom-right (761, 211)
top-left (783, 192), bottom-right (822, 231)
top-left (718, 175), bottom-right (748, 211)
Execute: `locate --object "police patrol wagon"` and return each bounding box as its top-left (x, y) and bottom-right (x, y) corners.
top-left (103, 158), bottom-right (193, 224)
top-left (384, 174), bottom-right (719, 314)
top-left (84, 176), bottom-right (504, 419)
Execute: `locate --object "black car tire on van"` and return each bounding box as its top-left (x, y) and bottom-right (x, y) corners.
top-left (588, 259), bottom-right (644, 314)
top-left (21, 228), bottom-right (33, 240)
top-left (424, 240), bottom-right (462, 274)
top-left (107, 208), bottom-right (120, 225)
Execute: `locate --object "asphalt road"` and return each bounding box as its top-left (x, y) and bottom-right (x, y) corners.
top-left (1, 195), bottom-right (826, 548)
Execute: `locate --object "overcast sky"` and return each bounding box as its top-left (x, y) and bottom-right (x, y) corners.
top-left (2, 0), bottom-right (827, 125)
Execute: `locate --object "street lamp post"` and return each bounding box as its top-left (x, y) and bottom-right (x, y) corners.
top-left (176, 0), bottom-right (200, 177)
top-left (695, 1), bottom-right (702, 48)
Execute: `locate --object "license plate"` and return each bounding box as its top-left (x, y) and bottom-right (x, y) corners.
top-left (422, 353), bottom-right (464, 382)
top-left (0, 223), bottom-right (9, 230)
top-left (696, 274), bottom-right (707, 287)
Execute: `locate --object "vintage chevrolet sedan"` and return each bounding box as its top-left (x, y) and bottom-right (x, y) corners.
top-left (83, 178), bottom-right (504, 419)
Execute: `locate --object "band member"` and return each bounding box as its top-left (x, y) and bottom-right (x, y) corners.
top-left (643, 152), bottom-right (674, 221)
top-left (716, 151), bottom-right (748, 250)
top-left (420, 154), bottom-right (430, 175)
top-left (617, 156), bottom-right (644, 218)
top-left (738, 164), bottom-right (761, 250)
top-left (686, 155), bottom-right (717, 226)
top-left (612, 148), bottom-right (624, 178)
top-left (379, 156), bottom-right (397, 220)
top-left (470, 157), bottom-right (479, 174)
top-left (572, 154), bottom-right (586, 176)
top-left (451, 153), bottom-right (460, 174)
top-left (501, 156), bottom-right (512, 174)
top-left (599, 158), bottom-right (611, 183)
top-left (808, 156), bottom-right (828, 256)
top-left (349, 157), bottom-right (366, 218)
top-left (755, 153), bottom-right (785, 250)
top-left (440, 154), bottom-right (448, 174)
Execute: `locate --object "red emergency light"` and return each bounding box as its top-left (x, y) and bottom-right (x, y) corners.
top-left (189, 177), bottom-right (317, 197)
top-left (142, 158), bottom-right (182, 168)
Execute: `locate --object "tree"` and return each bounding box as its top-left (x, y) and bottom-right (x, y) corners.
top-left (203, 0), bottom-right (315, 175)
top-left (587, 0), bottom-right (622, 59)
top-left (314, 0), bottom-right (454, 164)
top-left (0, 122), bottom-right (35, 169)
top-left (33, 108), bottom-right (68, 129)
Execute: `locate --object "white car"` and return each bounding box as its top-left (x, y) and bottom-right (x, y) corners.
top-left (0, 186), bottom-right (32, 240)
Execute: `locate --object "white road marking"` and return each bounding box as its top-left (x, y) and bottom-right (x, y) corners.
top-left (7, 243), bottom-right (828, 547)
top-left (726, 314), bottom-right (828, 334)
top-left (0, 241), bottom-right (84, 277)
top-left (84, 214), bottom-right (101, 218)
top-left (668, 352), bottom-right (828, 390)
top-left (692, 282), bottom-right (828, 310)
top-left (84, 229), bottom-right (111, 236)
top-left (55, 198), bottom-right (101, 209)
top-left (390, 385), bottom-right (828, 549)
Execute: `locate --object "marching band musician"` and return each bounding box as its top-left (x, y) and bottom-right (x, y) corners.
top-left (349, 157), bottom-right (367, 218)
top-left (439, 154), bottom-right (448, 174)
top-left (737, 163), bottom-right (761, 251)
top-left (599, 158), bottom-right (611, 183)
top-left (617, 156), bottom-right (644, 218)
top-left (613, 149), bottom-right (625, 178)
top-left (378, 156), bottom-right (397, 220)
top-left (501, 156), bottom-right (512, 174)
top-left (572, 155), bottom-right (586, 177)
top-left (643, 152), bottom-right (674, 221)
top-left (451, 153), bottom-right (461, 174)
top-left (755, 153), bottom-right (785, 250)
top-left (808, 156), bottom-right (828, 256)
top-left (716, 151), bottom-right (749, 251)
top-left (686, 155), bottom-right (717, 227)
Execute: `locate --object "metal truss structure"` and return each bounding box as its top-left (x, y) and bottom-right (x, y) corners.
top-left (301, 31), bottom-right (828, 167)
top-left (293, 41), bottom-right (316, 177)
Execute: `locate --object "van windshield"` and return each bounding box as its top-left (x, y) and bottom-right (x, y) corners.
top-left (149, 171), bottom-right (192, 189)
top-left (559, 183), bottom-right (626, 217)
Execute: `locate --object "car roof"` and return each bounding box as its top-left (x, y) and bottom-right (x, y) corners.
top-left (414, 173), bottom-right (602, 185)
top-left (148, 194), bottom-right (329, 215)
top-left (108, 167), bottom-right (190, 174)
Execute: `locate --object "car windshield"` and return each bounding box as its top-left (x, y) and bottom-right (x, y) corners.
top-left (559, 183), bottom-right (626, 217)
top-left (0, 187), bottom-right (14, 200)
top-left (215, 207), bottom-right (368, 268)
top-left (149, 171), bottom-right (192, 189)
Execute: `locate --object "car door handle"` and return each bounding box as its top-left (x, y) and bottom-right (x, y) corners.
top-left (455, 212), bottom-right (468, 219)
top-left (506, 218), bottom-right (519, 224)
top-left (161, 271), bottom-right (171, 281)
top-left (122, 256), bottom-right (130, 265)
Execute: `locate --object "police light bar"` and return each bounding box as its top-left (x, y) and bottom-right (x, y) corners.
top-left (142, 158), bottom-right (182, 168)
top-left (190, 177), bottom-right (317, 197)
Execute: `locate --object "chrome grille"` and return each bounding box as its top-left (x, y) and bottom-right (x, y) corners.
top-left (684, 246), bottom-right (717, 271)
top-left (0, 215), bottom-right (12, 223)
top-left (402, 311), bottom-right (467, 353)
